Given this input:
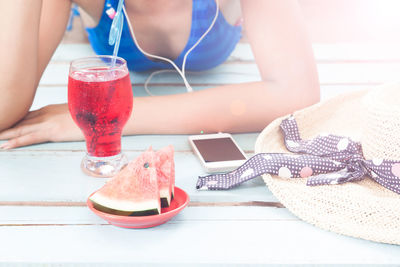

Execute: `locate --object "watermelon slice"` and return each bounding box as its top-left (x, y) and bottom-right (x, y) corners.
top-left (90, 149), bottom-right (161, 216)
top-left (155, 145), bottom-right (175, 208)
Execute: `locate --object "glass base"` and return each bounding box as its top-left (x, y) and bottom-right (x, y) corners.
top-left (81, 153), bottom-right (128, 178)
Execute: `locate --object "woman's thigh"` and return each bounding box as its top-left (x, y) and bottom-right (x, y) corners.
top-left (37, 0), bottom-right (72, 75)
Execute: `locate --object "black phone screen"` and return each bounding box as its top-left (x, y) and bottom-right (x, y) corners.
top-left (193, 138), bottom-right (246, 162)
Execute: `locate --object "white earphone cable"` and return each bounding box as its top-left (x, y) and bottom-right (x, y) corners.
top-left (122, 0), bottom-right (219, 95)
top-left (143, 69), bottom-right (175, 96)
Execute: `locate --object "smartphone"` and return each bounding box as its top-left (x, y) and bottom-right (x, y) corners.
top-left (188, 133), bottom-right (247, 173)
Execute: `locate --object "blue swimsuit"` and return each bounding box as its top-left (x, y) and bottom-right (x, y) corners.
top-left (85, 0), bottom-right (242, 72)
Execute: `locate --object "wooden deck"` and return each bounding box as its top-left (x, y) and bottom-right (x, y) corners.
top-left (1, 1), bottom-right (400, 265)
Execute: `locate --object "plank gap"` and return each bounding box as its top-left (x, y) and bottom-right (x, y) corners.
top-left (36, 82), bottom-right (384, 88)
top-left (50, 59), bottom-right (400, 65)
top-left (0, 218), bottom-right (299, 227)
top-left (189, 201), bottom-right (285, 208)
top-left (0, 201), bottom-right (284, 208)
top-left (37, 83), bottom-right (233, 87)
top-left (0, 149), bottom-right (255, 153)
top-left (0, 201), bottom-right (86, 207)
top-left (0, 224), bottom-right (108, 227)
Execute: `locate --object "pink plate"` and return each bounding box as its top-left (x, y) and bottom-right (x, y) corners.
top-left (87, 187), bottom-right (189, 228)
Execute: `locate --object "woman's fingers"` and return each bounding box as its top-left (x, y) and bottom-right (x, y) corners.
top-left (0, 123), bottom-right (38, 148)
top-left (0, 124), bottom-right (32, 140)
top-left (0, 104), bottom-right (83, 149)
top-left (0, 115), bottom-right (42, 140)
top-left (1, 132), bottom-right (46, 149)
top-left (0, 109), bottom-right (45, 140)
top-left (0, 108), bottom-right (43, 141)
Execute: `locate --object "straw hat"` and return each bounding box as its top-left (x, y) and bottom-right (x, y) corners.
top-left (255, 83), bottom-right (400, 245)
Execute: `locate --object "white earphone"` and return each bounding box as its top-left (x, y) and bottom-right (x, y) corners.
top-left (122, 0), bottom-right (220, 95)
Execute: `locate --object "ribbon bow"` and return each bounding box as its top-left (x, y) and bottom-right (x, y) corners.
top-left (196, 117), bottom-right (400, 195)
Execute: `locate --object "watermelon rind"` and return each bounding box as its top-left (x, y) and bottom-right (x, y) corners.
top-left (160, 188), bottom-right (171, 208)
top-left (90, 192), bottom-right (161, 216)
top-left (156, 145), bottom-right (175, 208)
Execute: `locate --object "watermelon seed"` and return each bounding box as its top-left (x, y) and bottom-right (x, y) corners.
top-left (144, 162), bottom-right (149, 168)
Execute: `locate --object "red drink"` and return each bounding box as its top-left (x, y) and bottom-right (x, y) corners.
top-left (68, 68), bottom-right (133, 157)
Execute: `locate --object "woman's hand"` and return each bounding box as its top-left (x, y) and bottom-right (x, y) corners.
top-left (0, 103), bottom-right (83, 149)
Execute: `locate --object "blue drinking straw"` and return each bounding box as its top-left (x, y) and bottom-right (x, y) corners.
top-left (109, 0), bottom-right (124, 67)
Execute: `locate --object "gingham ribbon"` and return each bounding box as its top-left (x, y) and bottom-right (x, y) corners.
top-left (196, 117), bottom-right (400, 194)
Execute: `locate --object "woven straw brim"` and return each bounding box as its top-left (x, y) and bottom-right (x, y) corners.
top-left (255, 89), bottom-right (400, 245)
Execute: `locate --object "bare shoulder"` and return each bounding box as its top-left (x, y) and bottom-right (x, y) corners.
top-left (73, 0), bottom-right (105, 28)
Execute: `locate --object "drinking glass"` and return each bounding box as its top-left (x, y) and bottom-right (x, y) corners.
top-left (68, 56), bottom-right (133, 177)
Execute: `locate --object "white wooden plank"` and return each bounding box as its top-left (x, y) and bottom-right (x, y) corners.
top-left (39, 61), bottom-right (400, 86)
top-left (46, 43), bottom-right (400, 87)
top-left (317, 62), bottom-right (400, 84)
top-left (228, 42), bottom-right (254, 61)
top-left (313, 43), bottom-right (400, 61)
top-left (0, 206), bottom-right (103, 225)
top-left (0, 151), bottom-right (274, 203)
top-left (51, 43), bottom-right (255, 63)
top-left (0, 221), bottom-right (399, 265)
top-left (30, 85), bottom-right (211, 111)
top-left (1, 127), bottom-right (258, 153)
top-left (39, 62), bottom-right (261, 86)
top-left (52, 44), bottom-right (96, 62)
top-left (31, 86), bottom-right (68, 111)
top-left (0, 134), bottom-right (258, 153)
top-left (52, 43), bottom-right (400, 63)
top-left (0, 206), bottom-right (295, 225)
top-left (143, 62), bottom-right (400, 85)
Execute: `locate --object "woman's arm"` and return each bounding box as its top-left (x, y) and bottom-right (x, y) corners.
top-left (119, 0), bottom-right (320, 134)
top-left (125, 0), bottom-right (319, 134)
top-left (0, 0), bottom-right (71, 131)
top-left (0, 0), bottom-right (319, 148)
top-left (0, 1), bottom-right (42, 131)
